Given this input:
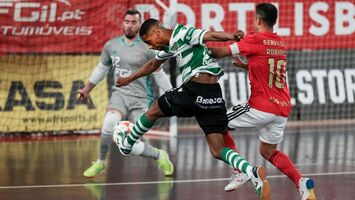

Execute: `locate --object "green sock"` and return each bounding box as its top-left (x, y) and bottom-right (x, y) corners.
top-left (220, 147), bottom-right (253, 177)
top-left (126, 114), bottom-right (154, 146)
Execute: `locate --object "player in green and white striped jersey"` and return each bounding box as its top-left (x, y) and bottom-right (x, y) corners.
top-left (155, 23), bottom-right (224, 83)
top-left (114, 18), bottom-right (271, 200)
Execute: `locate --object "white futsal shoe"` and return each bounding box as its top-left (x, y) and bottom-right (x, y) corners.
top-left (224, 171), bottom-right (250, 192)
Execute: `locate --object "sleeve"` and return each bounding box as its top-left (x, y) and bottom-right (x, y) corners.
top-left (156, 50), bottom-right (174, 60)
top-left (147, 49), bottom-right (157, 60)
top-left (229, 35), bottom-right (255, 57)
top-left (89, 63), bottom-right (110, 85)
top-left (99, 42), bottom-right (112, 66)
top-left (183, 25), bottom-right (207, 46)
top-left (152, 67), bottom-right (172, 92)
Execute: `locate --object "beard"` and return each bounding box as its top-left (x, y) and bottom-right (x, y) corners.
top-left (124, 29), bottom-right (137, 39)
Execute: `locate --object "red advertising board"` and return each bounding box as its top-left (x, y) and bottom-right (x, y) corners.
top-left (0, 0), bottom-right (354, 53)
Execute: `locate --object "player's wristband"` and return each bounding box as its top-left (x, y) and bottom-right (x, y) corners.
top-left (229, 43), bottom-right (240, 57)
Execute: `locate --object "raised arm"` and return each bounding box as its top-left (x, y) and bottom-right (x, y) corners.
top-left (203, 30), bottom-right (244, 43)
top-left (209, 46), bottom-right (232, 58)
top-left (209, 45), bottom-right (249, 70)
top-left (77, 63), bottom-right (109, 103)
top-left (116, 58), bottom-right (166, 87)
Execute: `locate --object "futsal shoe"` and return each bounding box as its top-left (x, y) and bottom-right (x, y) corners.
top-left (156, 149), bottom-right (174, 176)
top-left (224, 171), bottom-right (250, 192)
top-left (83, 162), bottom-right (105, 178)
top-left (113, 127), bottom-right (133, 156)
top-left (250, 166), bottom-right (271, 200)
top-left (299, 177), bottom-right (316, 200)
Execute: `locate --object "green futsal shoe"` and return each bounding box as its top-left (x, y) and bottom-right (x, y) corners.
top-left (83, 162), bottom-right (105, 178)
top-left (156, 149), bottom-right (174, 176)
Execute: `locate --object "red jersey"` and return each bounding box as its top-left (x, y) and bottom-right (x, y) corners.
top-left (229, 32), bottom-right (291, 117)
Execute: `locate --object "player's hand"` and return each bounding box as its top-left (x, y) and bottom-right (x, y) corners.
top-left (77, 88), bottom-right (90, 104)
top-left (116, 77), bottom-right (132, 87)
top-left (76, 83), bottom-right (95, 104)
top-left (232, 55), bottom-right (249, 70)
top-left (233, 30), bottom-right (244, 41)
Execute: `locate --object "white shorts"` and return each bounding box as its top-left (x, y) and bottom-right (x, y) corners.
top-left (227, 103), bottom-right (288, 144)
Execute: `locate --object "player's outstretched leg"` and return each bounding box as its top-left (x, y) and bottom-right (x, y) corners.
top-left (298, 178), bottom-right (316, 200)
top-left (223, 131), bottom-right (251, 191)
top-left (220, 147), bottom-right (271, 200)
top-left (113, 114), bottom-right (154, 155)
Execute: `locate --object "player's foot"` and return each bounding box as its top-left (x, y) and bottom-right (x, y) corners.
top-left (156, 149), bottom-right (174, 176)
top-left (250, 166), bottom-right (271, 200)
top-left (299, 177), bottom-right (316, 200)
top-left (83, 162), bottom-right (105, 178)
top-left (224, 171), bottom-right (250, 192)
top-left (113, 127), bottom-right (133, 156)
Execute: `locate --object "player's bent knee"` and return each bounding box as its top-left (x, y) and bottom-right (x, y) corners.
top-left (101, 111), bottom-right (122, 135)
top-left (259, 145), bottom-right (276, 159)
top-left (260, 151), bottom-right (270, 160)
top-left (146, 103), bottom-right (164, 121)
top-left (210, 149), bottom-right (222, 159)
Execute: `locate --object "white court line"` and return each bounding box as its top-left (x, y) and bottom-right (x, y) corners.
top-left (1, 171), bottom-right (355, 190)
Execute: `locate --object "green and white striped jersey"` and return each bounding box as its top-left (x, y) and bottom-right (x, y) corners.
top-left (156, 24), bottom-right (223, 83)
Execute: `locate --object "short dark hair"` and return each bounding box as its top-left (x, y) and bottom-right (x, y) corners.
top-left (139, 18), bottom-right (160, 37)
top-left (124, 9), bottom-right (142, 20)
top-left (256, 3), bottom-right (278, 27)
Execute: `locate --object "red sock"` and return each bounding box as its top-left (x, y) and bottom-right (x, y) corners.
top-left (223, 131), bottom-right (240, 172)
top-left (268, 150), bottom-right (302, 188)
top-left (223, 131), bottom-right (238, 152)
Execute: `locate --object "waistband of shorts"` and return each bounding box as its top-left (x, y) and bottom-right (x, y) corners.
top-left (184, 80), bottom-right (221, 89)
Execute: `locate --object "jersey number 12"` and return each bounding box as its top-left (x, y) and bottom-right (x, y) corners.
top-left (268, 58), bottom-right (286, 89)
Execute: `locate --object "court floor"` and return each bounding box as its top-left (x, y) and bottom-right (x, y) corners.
top-left (0, 125), bottom-right (355, 200)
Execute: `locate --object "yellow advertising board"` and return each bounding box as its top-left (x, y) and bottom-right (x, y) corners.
top-left (0, 55), bottom-right (108, 132)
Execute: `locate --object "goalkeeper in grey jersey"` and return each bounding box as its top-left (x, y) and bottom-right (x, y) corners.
top-left (78, 9), bottom-right (174, 178)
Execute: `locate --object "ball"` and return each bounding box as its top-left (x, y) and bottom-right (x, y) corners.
top-left (113, 121), bottom-right (133, 135)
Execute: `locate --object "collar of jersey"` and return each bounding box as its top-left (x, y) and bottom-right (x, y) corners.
top-left (168, 24), bottom-right (180, 51)
top-left (121, 36), bottom-right (141, 47)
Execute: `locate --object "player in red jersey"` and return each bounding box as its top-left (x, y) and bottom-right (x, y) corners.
top-left (210, 3), bottom-right (316, 200)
